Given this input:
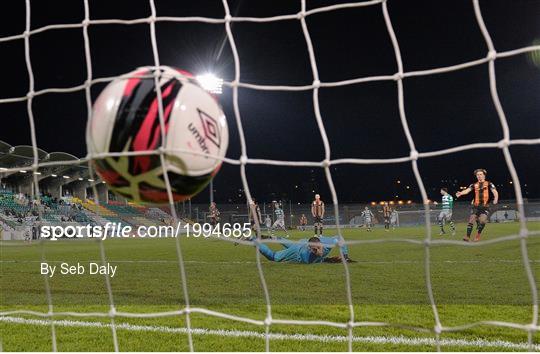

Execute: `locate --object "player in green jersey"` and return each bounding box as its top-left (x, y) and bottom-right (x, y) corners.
top-left (438, 187), bottom-right (456, 235)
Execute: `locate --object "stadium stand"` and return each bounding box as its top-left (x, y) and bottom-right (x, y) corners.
top-left (0, 138), bottom-right (176, 239)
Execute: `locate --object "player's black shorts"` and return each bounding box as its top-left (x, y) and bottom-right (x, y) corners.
top-left (384, 216), bottom-right (390, 223)
top-left (313, 216), bottom-right (322, 224)
top-left (471, 206), bottom-right (490, 217)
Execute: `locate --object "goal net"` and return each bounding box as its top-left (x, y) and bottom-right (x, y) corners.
top-left (0, 0), bottom-right (539, 351)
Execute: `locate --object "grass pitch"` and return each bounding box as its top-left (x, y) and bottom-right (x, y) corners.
top-left (1, 221), bottom-right (539, 351)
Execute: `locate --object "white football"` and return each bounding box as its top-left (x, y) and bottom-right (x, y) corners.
top-left (87, 66), bottom-right (229, 204)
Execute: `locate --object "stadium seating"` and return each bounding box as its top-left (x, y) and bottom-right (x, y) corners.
top-left (0, 190), bottom-right (173, 232)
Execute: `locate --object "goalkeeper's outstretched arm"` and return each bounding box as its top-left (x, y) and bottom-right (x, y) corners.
top-left (317, 236), bottom-right (353, 262)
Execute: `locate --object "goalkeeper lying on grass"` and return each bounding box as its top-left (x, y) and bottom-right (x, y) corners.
top-left (250, 235), bottom-right (355, 263)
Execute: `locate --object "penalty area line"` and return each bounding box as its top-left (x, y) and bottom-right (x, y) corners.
top-left (0, 316), bottom-right (537, 350)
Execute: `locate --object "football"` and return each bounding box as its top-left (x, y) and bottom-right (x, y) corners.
top-left (87, 66), bottom-right (229, 203)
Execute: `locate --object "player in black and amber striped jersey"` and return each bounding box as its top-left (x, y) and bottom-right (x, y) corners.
top-left (311, 194), bottom-right (325, 236)
top-left (208, 202), bottom-right (220, 227)
top-left (456, 169), bottom-right (499, 242)
top-left (382, 202), bottom-right (391, 231)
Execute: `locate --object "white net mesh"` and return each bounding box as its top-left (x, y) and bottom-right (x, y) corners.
top-left (0, 0), bottom-right (539, 351)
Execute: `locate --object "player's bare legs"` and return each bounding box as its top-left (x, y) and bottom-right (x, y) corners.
top-left (314, 219), bottom-right (323, 236)
top-left (282, 224), bottom-right (289, 238)
top-left (438, 215), bottom-right (455, 236)
top-left (438, 215), bottom-right (446, 235)
top-left (271, 221), bottom-right (289, 238)
top-left (366, 222), bottom-right (372, 232)
top-left (475, 213), bottom-right (488, 241)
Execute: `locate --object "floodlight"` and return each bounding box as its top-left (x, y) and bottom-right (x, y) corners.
top-left (196, 73), bottom-right (223, 94)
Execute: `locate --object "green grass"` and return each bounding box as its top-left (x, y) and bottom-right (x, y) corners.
top-left (1, 222), bottom-right (539, 351)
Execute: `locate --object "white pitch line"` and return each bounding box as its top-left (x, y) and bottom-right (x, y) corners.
top-left (0, 316), bottom-right (537, 350)
top-left (1, 259), bottom-right (539, 265)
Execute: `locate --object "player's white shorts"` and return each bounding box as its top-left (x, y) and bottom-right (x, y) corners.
top-left (438, 210), bottom-right (453, 220)
top-left (364, 218), bottom-right (372, 224)
top-left (272, 219), bottom-right (285, 229)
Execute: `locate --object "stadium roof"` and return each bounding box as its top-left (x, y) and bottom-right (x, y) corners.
top-left (39, 151), bottom-right (81, 176)
top-left (0, 140), bottom-right (90, 184)
top-left (0, 140), bottom-right (10, 154)
top-left (0, 142), bottom-right (47, 169)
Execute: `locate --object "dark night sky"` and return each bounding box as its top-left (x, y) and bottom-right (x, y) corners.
top-left (0, 0), bottom-right (538, 203)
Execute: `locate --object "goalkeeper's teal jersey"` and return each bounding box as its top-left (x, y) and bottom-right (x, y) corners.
top-left (441, 194), bottom-right (454, 211)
